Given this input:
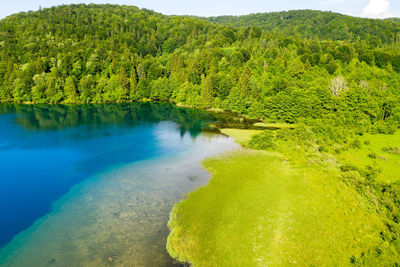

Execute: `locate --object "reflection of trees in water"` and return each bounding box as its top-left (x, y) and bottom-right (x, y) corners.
top-left (0, 103), bottom-right (216, 137)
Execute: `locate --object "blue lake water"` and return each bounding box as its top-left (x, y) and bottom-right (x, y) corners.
top-left (0, 103), bottom-right (238, 266)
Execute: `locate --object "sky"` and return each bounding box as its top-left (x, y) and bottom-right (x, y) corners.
top-left (1, 0), bottom-right (399, 20)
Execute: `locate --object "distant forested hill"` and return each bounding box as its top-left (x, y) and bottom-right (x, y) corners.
top-left (0, 4), bottom-right (400, 133)
top-left (1, 5), bottom-right (400, 263)
top-left (204, 10), bottom-right (400, 45)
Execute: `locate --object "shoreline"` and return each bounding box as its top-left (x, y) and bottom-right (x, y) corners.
top-left (0, 132), bottom-right (238, 266)
top-left (0, 100), bottom-right (262, 125)
top-left (166, 130), bottom-right (253, 266)
top-left (165, 129), bottom-right (398, 265)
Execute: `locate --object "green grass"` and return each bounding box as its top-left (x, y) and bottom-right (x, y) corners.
top-left (167, 150), bottom-right (395, 266)
top-left (253, 122), bottom-right (297, 129)
top-left (338, 132), bottom-right (400, 183)
top-left (220, 128), bottom-right (263, 145)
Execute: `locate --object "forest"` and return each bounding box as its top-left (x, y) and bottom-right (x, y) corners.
top-left (2, 4), bottom-right (400, 265)
top-left (204, 10), bottom-right (400, 45)
top-left (1, 4), bottom-right (400, 133)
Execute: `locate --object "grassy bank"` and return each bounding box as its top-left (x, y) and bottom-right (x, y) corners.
top-left (167, 129), bottom-right (399, 266)
top-left (220, 129), bottom-right (263, 145)
top-left (337, 132), bottom-right (400, 183)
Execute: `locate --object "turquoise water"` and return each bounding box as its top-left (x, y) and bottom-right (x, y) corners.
top-left (0, 103), bottom-right (238, 266)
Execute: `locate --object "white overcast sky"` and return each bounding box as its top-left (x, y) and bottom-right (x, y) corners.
top-left (0, 0), bottom-right (399, 19)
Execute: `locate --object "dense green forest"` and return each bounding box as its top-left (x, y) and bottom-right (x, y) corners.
top-left (1, 4), bottom-right (400, 133)
top-left (204, 10), bottom-right (400, 45)
top-left (2, 4), bottom-right (400, 265)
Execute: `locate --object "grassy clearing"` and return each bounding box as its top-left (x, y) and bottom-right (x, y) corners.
top-left (220, 128), bottom-right (263, 145)
top-left (338, 132), bottom-right (400, 183)
top-left (167, 149), bottom-right (395, 266)
top-left (253, 122), bottom-right (297, 129)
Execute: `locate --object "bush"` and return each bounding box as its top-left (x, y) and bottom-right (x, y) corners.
top-left (361, 165), bottom-right (381, 181)
top-left (369, 121), bottom-right (397, 135)
top-left (382, 146), bottom-right (400, 155)
top-left (249, 131), bottom-right (276, 150)
top-left (350, 139), bottom-right (361, 149)
top-left (319, 145), bottom-right (328, 152)
top-left (340, 164), bottom-right (359, 172)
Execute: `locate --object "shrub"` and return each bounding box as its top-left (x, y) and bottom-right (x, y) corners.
top-left (340, 164), bottom-right (359, 172)
top-left (360, 165), bottom-right (381, 181)
top-left (249, 131), bottom-right (276, 150)
top-left (369, 121), bottom-right (397, 135)
top-left (382, 146), bottom-right (400, 155)
top-left (350, 139), bottom-right (362, 149)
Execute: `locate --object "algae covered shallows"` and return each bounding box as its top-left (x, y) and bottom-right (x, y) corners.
top-left (0, 133), bottom-right (239, 267)
top-left (0, 103), bottom-right (240, 266)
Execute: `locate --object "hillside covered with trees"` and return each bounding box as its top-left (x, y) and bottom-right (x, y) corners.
top-left (1, 4), bottom-right (400, 131)
top-left (1, 4), bottom-right (400, 157)
top-left (204, 10), bottom-right (400, 45)
top-left (2, 4), bottom-right (400, 265)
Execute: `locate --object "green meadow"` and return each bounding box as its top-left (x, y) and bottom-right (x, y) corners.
top-left (337, 132), bottom-right (400, 183)
top-left (220, 128), bottom-right (263, 145)
top-left (2, 4), bottom-right (400, 266)
top-left (167, 129), bottom-right (400, 266)
top-left (253, 122), bottom-right (297, 129)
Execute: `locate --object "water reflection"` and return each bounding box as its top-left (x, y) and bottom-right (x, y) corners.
top-left (0, 103), bottom-right (221, 251)
top-left (0, 102), bottom-right (215, 137)
top-left (0, 102), bottom-right (239, 266)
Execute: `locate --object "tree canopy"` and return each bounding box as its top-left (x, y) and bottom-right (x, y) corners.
top-left (0, 4), bottom-right (400, 133)
top-left (204, 9), bottom-right (400, 45)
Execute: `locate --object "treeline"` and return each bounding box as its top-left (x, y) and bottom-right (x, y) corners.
top-left (1, 4), bottom-right (400, 132)
top-left (204, 10), bottom-right (400, 45)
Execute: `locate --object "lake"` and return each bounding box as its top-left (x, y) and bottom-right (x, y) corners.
top-left (0, 103), bottom-right (238, 266)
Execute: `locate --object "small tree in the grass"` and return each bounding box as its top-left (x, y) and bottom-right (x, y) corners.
top-left (329, 76), bottom-right (348, 97)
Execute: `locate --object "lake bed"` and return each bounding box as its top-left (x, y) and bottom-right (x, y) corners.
top-left (0, 103), bottom-right (238, 266)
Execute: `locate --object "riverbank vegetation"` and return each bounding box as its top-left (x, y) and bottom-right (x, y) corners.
top-left (219, 128), bottom-right (262, 145)
top-left (167, 128), bottom-right (400, 265)
top-left (1, 5), bottom-right (400, 129)
top-left (2, 4), bottom-right (400, 265)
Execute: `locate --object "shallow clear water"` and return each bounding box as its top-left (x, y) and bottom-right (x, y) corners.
top-left (0, 103), bottom-right (238, 266)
